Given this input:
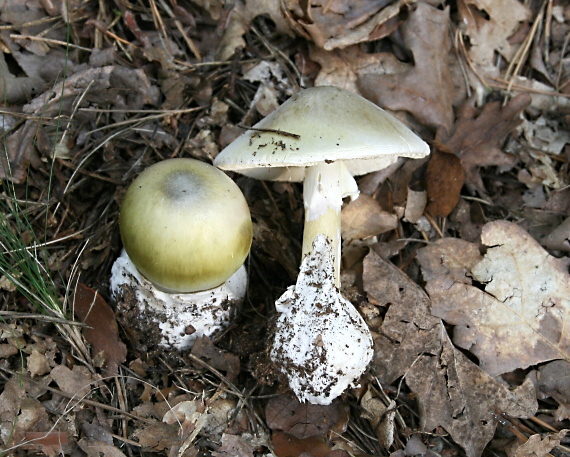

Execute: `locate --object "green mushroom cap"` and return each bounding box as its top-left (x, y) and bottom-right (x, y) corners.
top-left (119, 158), bottom-right (252, 293)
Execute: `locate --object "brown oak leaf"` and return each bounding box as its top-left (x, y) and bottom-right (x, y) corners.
top-left (358, 3), bottom-right (455, 136)
top-left (363, 250), bottom-right (537, 457)
top-left (74, 283), bottom-right (127, 376)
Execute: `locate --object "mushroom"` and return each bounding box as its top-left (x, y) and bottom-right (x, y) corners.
top-left (214, 86), bottom-right (429, 285)
top-left (215, 86), bottom-right (429, 403)
top-left (110, 158), bottom-right (252, 350)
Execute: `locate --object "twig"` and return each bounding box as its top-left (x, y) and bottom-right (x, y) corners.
top-left (9, 34), bottom-right (92, 51)
top-left (236, 124), bottom-right (301, 139)
top-left (0, 311), bottom-right (87, 326)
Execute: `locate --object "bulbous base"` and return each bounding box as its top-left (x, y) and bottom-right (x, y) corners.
top-left (270, 235), bottom-right (373, 405)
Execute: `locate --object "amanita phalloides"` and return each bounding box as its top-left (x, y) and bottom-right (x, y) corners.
top-left (110, 158), bottom-right (252, 350)
top-left (215, 86), bottom-right (429, 404)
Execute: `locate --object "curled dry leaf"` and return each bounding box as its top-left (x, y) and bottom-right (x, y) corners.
top-left (417, 221), bottom-right (570, 377)
top-left (404, 188), bottom-right (427, 224)
top-left (505, 429), bottom-right (569, 457)
top-left (425, 147), bottom-right (465, 217)
top-left (546, 216), bottom-right (570, 252)
top-left (27, 350), bottom-right (51, 378)
top-left (341, 194), bottom-right (397, 242)
top-left (216, 0), bottom-right (291, 61)
top-left (360, 389), bottom-right (396, 449)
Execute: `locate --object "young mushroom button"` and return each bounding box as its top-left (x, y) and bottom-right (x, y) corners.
top-left (110, 158), bottom-right (253, 350)
top-left (214, 86), bottom-right (430, 285)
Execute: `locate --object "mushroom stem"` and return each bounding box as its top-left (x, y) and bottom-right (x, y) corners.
top-left (302, 161), bottom-right (359, 286)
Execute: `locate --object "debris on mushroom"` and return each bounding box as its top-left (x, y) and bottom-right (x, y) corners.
top-left (270, 235), bottom-right (373, 405)
top-left (110, 158), bottom-right (252, 350)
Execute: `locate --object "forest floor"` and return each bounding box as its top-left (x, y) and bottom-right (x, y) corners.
top-left (0, 1), bottom-right (569, 456)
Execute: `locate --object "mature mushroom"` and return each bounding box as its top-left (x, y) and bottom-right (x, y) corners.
top-left (215, 86), bottom-right (429, 404)
top-left (214, 86), bottom-right (429, 285)
top-left (110, 158), bottom-right (252, 350)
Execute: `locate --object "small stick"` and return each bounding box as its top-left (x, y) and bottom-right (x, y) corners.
top-left (236, 124), bottom-right (301, 139)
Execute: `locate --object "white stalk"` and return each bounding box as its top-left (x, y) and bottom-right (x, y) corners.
top-left (302, 161), bottom-right (359, 286)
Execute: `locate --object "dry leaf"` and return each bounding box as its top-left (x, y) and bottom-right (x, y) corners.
top-left (404, 188), bottom-right (427, 224)
top-left (77, 438), bottom-right (128, 457)
top-left (21, 432), bottom-right (70, 457)
top-left (2, 65), bottom-right (160, 182)
top-left (406, 331), bottom-right (537, 457)
top-left (360, 389), bottom-right (396, 449)
top-left (363, 250), bottom-right (442, 385)
top-left (359, 3), bottom-right (455, 135)
top-left (364, 251), bottom-right (537, 457)
top-left (283, 0), bottom-right (406, 50)
top-left (0, 379), bottom-right (34, 447)
top-left (190, 336), bottom-right (240, 383)
top-left (211, 434), bottom-right (254, 457)
top-left (341, 194), bottom-right (397, 241)
top-left (545, 217), bottom-right (570, 252)
top-left (310, 45), bottom-right (408, 94)
top-left (27, 350), bottom-right (50, 378)
top-left (536, 360), bottom-right (570, 421)
top-left (73, 283), bottom-right (127, 376)
top-left (50, 365), bottom-right (93, 399)
top-left (505, 429), bottom-right (568, 457)
top-left (439, 94), bottom-right (532, 196)
top-left (271, 431), bottom-right (331, 457)
top-left (132, 423), bottom-right (180, 451)
top-left (216, 0), bottom-right (291, 61)
top-left (425, 147), bottom-right (465, 217)
top-left (265, 394), bottom-right (348, 440)
top-left (457, 0), bottom-right (531, 68)
top-left (417, 221), bottom-right (570, 377)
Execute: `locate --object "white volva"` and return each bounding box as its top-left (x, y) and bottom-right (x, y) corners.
top-left (270, 235), bottom-right (373, 405)
top-left (110, 250), bottom-right (247, 350)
